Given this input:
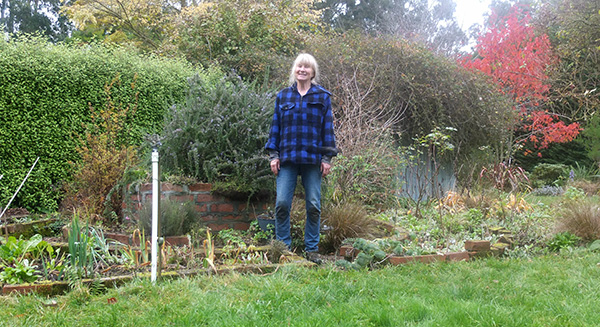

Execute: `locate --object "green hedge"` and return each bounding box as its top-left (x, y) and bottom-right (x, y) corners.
top-left (0, 36), bottom-right (196, 212)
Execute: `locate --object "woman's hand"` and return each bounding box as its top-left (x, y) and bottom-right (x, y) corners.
top-left (321, 162), bottom-right (331, 177)
top-left (270, 159), bottom-right (280, 176)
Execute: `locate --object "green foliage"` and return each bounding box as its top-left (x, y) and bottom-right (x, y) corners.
top-left (581, 113), bottom-right (600, 165)
top-left (530, 163), bottom-right (570, 187)
top-left (67, 216), bottom-right (94, 278)
top-left (159, 73), bottom-right (275, 200)
top-left (138, 199), bottom-right (199, 237)
top-left (0, 259), bottom-right (39, 284)
top-left (547, 232), bottom-right (581, 252)
top-left (324, 150), bottom-right (400, 209)
top-left (173, 0), bottom-right (319, 81)
top-left (335, 238), bottom-right (388, 270)
top-left (562, 186), bottom-right (587, 202)
top-left (0, 234), bottom-right (53, 266)
top-left (310, 32), bottom-right (515, 170)
top-left (5, 252), bottom-right (600, 325)
top-left (0, 0), bottom-right (72, 42)
top-left (589, 240), bottom-right (600, 251)
top-left (538, 0), bottom-right (600, 125)
top-left (514, 139), bottom-right (593, 172)
top-left (0, 35), bottom-right (195, 212)
top-left (249, 220), bottom-right (274, 244)
top-left (218, 229), bottom-right (246, 248)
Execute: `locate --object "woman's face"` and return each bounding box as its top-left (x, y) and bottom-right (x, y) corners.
top-left (294, 63), bottom-right (313, 83)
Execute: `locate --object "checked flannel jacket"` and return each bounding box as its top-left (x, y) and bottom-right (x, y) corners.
top-left (265, 83), bottom-right (337, 165)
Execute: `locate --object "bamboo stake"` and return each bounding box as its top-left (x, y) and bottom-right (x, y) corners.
top-left (0, 157), bottom-right (40, 223)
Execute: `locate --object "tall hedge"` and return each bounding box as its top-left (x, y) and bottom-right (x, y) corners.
top-left (0, 35), bottom-right (196, 212)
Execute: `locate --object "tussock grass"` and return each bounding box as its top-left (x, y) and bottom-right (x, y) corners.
top-left (2, 251), bottom-right (600, 326)
top-left (556, 200), bottom-right (600, 241)
top-left (320, 200), bottom-right (378, 253)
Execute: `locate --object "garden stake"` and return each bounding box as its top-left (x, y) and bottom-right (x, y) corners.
top-left (151, 147), bottom-right (161, 282)
top-left (0, 157), bottom-right (40, 230)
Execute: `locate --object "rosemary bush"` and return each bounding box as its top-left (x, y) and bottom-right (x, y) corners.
top-left (160, 73), bottom-right (275, 199)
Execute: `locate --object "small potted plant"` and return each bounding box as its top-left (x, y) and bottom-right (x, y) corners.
top-left (256, 209), bottom-right (275, 236)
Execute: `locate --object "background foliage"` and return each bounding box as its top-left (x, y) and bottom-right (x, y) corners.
top-left (0, 36), bottom-right (195, 212)
top-left (310, 33), bottom-right (515, 168)
top-left (159, 72), bottom-right (275, 199)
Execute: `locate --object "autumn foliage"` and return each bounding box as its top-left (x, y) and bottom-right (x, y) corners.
top-left (460, 6), bottom-right (581, 152)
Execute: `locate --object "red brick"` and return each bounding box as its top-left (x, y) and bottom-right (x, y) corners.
top-left (222, 214), bottom-right (243, 221)
top-left (238, 203), bottom-right (248, 211)
top-left (201, 215), bottom-right (216, 222)
top-left (196, 194), bottom-right (214, 202)
top-left (165, 235), bottom-right (190, 247)
top-left (144, 194), bottom-right (167, 202)
top-left (464, 240), bottom-right (491, 252)
top-left (233, 222), bottom-right (250, 230)
top-left (140, 183), bottom-right (153, 192)
top-left (195, 204), bottom-right (207, 212)
top-left (3, 283), bottom-right (54, 295)
top-left (444, 251), bottom-right (470, 262)
top-left (212, 203), bottom-right (234, 213)
top-left (388, 256), bottom-right (412, 265)
top-left (339, 245), bottom-right (360, 259)
top-left (188, 183), bottom-right (212, 192)
top-left (168, 194), bottom-right (194, 203)
top-left (207, 223), bottom-right (230, 231)
top-left (161, 183), bottom-right (184, 192)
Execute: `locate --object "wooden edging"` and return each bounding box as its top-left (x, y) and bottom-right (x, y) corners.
top-left (2, 259), bottom-right (315, 296)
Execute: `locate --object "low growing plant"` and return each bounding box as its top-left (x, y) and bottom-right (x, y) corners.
top-left (547, 232), bottom-right (581, 252)
top-left (335, 238), bottom-right (388, 270)
top-left (0, 259), bottom-right (39, 284)
top-left (67, 216), bottom-right (94, 279)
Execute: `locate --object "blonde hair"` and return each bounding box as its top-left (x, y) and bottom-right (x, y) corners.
top-left (288, 53), bottom-right (319, 86)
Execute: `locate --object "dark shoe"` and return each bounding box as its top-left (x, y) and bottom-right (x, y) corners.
top-left (305, 252), bottom-right (323, 265)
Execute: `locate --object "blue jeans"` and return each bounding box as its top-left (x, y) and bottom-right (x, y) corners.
top-left (275, 163), bottom-right (322, 252)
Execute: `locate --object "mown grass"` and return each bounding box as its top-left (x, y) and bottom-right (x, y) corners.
top-left (2, 250), bottom-right (600, 327)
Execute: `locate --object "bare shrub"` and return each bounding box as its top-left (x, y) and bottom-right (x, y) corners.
top-left (61, 76), bottom-right (138, 223)
top-left (556, 200), bottom-right (600, 241)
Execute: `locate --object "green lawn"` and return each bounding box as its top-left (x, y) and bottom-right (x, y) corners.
top-left (2, 250), bottom-right (600, 326)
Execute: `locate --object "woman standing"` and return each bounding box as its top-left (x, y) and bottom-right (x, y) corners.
top-left (265, 53), bottom-right (337, 264)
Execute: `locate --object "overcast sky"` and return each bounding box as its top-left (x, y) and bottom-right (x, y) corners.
top-left (454, 0), bottom-right (492, 30)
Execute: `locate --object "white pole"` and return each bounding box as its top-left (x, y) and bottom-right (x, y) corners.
top-left (151, 148), bottom-right (159, 282)
top-left (0, 157), bottom-right (39, 221)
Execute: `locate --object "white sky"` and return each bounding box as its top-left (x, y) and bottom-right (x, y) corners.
top-left (454, 0), bottom-right (492, 30)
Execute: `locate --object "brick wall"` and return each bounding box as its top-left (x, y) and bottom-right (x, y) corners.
top-left (125, 183), bottom-right (270, 231)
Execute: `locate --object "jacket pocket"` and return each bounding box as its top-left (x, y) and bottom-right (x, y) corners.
top-left (279, 103), bottom-right (295, 111)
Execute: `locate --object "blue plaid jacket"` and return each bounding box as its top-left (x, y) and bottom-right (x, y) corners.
top-left (265, 83), bottom-right (337, 165)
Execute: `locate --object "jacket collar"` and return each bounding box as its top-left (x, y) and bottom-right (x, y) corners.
top-left (291, 82), bottom-right (331, 96)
